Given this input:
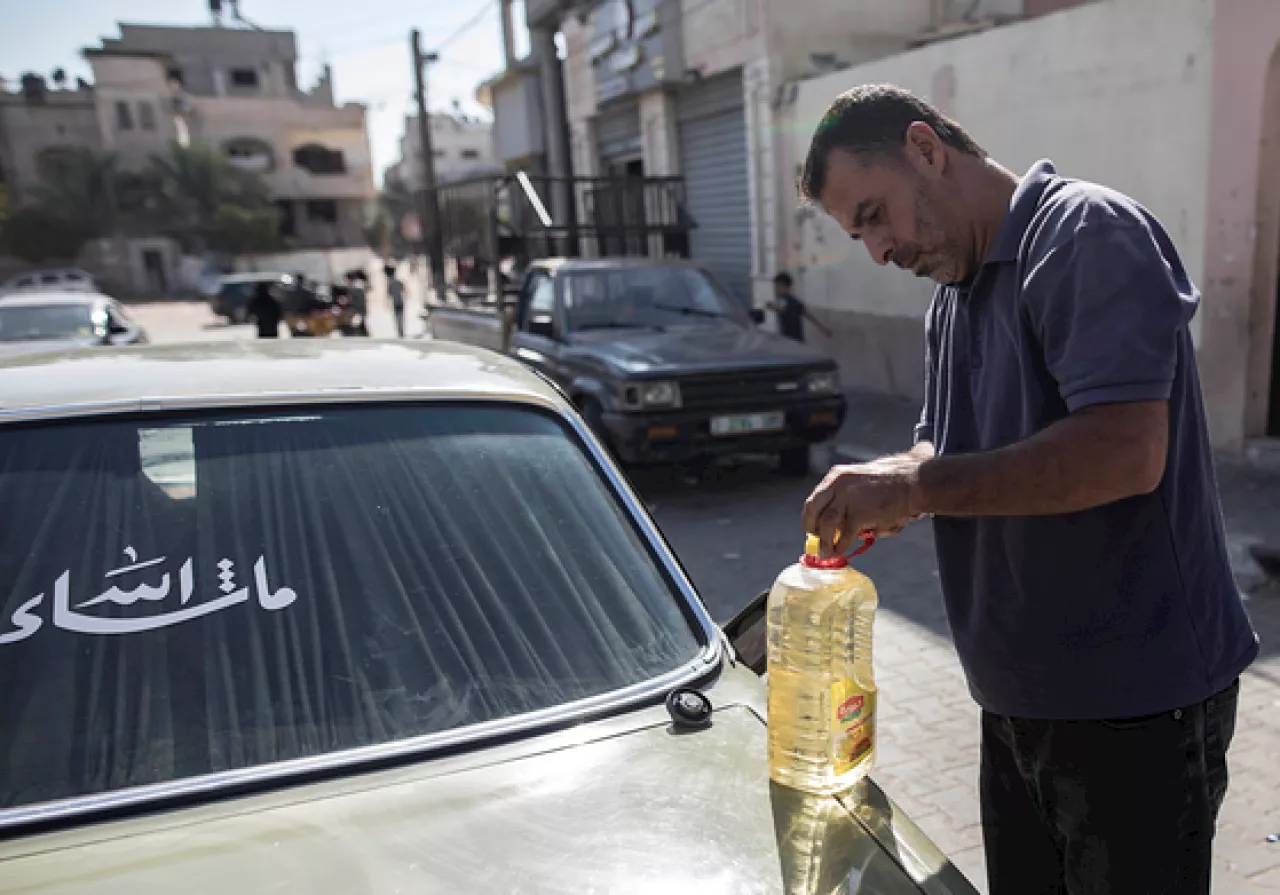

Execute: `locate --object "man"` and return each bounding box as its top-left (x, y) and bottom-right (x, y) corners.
top-left (769, 271), bottom-right (831, 342)
top-left (798, 85), bottom-right (1256, 894)
top-left (345, 270), bottom-right (369, 336)
top-left (246, 280), bottom-right (282, 339)
top-left (385, 264), bottom-right (405, 338)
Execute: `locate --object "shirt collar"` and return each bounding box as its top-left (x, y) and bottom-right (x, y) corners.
top-left (984, 159), bottom-right (1057, 265)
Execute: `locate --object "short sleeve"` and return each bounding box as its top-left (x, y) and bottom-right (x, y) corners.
top-left (915, 298), bottom-right (939, 445)
top-left (1023, 221), bottom-right (1194, 413)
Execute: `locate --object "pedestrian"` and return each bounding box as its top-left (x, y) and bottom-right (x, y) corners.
top-left (247, 280), bottom-right (282, 339)
top-left (385, 264), bottom-right (405, 337)
top-left (797, 84), bottom-right (1257, 895)
top-left (345, 270), bottom-right (369, 336)
top-left (768, 271), bottom-right (831, 342)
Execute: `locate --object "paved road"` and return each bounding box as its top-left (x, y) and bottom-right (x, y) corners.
top-left (124, 299), bottom-right (1280, 893)
top-left (127, 264), bottom-right (430, 344)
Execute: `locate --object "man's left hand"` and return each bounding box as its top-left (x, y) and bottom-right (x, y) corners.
top-left (802, 456), bottom-right (923, 555)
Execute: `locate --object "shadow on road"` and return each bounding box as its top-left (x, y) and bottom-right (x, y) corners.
top-left (628, 457), bottom-right (951, 638)
top-left (631, 450), bottom-right (1280, 668)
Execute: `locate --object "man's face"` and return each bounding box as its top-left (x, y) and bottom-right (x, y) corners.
top-left (773, 280), bottom-right (789, 298)
top-left (818, 148), bottom-right (971, 285)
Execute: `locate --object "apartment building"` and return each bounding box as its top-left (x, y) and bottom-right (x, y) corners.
top-left (90, 23), bottom-right (376, 248)
top-left (391, 111), bottom-right (499, 190)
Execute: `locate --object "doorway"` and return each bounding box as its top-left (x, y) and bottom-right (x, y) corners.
top-left (142, 249), bottom-right (167, 295)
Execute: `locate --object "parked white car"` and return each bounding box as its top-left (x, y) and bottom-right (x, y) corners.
top-left (1, 268), bottom-right (97, 295)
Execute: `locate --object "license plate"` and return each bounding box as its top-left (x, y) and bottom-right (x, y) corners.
top-left (710, 412), bottom-right (785, 436)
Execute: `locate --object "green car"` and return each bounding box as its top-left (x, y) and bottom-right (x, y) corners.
top-left (0, 341), bottom-right (978, 895)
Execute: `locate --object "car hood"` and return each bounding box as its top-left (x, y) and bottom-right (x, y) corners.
top-left (0, 703), bottom-right (961, 895)
top-left (574, 322), bottom-right (833, 376)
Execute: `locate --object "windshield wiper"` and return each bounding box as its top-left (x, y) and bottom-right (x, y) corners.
top-left (653, 303), bottom-right (724, 319)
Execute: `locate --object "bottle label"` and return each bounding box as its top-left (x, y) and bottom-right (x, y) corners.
top-left (831, 680), bottom-right (875, 775)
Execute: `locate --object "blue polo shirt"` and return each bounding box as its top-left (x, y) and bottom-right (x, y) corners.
top-left (918, 160), bottom-right (1258, 720)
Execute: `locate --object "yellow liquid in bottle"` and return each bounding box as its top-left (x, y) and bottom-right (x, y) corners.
top-left (767, 538), bottom-right (878, 795)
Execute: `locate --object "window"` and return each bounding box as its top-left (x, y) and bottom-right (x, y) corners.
top-left (562, 266), bottom-right (742, 332)
top-left (138, 101), bottom-right (156, 131)
top-left (432, 149), bottom-right (446, 158)
top-left (0, 405), bottom-right (700, 809)
top-left (39, 273), bottom-right (60, 285)
top-left (292, 144), bottom-right (346, 176)
top-left (306, 200), bottom-right (338, 224)
top-left (461, 149), bottom-right (480, 160)
top-left (115, 101), bottom-right (133, 131)
top-left (229, 68), bottom-right (259, 89)
top-left (0, 303), bottom-right (95, 341)
top-left (521, 273), bottom-right (556, 331)
top-left (224, 138), bottom-right (274, 172)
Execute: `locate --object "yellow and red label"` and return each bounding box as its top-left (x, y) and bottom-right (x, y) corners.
top-left (831, 680), bottom-right (875, 776)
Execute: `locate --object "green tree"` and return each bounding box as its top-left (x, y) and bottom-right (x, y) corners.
top-left (149, 141), bottom-right (275, 251)
top-left (205, 204), bottom-right (283, 255)
top-left (0, 204), bottom-right (93, 263)
top-left (26, 147), bottom-right (120, 237)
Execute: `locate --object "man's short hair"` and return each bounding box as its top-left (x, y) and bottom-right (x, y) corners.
top-left (774, 271), bottom-right (793, 287)
top-left (798, 84), bottom-right (985, 205)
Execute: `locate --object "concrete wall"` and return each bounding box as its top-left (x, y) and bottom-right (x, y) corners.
top-left (765, 0), bottom-right (935, 82)
top-left (639, 89), bottom-right (679, 176)
top-left (491, 69), bottom-right (545, 166)
top-left (779, 0), bottom-right (1215, 400)
top-left (0, 91), bottom-right (103, 195)
top-left (234, 246), bottom-right (377, 283)
top-left (680, 0), bottom-right (767, 78)
top-left (1199, 0), bottom-right (1280, 448)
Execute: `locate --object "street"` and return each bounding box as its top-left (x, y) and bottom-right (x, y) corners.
top-left (122, 297), bottom-right (1280, 893)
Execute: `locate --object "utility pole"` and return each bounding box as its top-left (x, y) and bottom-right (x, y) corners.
top-left (411, 29), bottom-right (446, 301)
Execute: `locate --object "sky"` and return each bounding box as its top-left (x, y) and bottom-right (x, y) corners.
top-left (0, 0), bottom-right (519, 186)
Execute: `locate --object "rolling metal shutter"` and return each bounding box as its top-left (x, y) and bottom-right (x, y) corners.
top-left (677, 71), bottom-right (752, 307)
top-left (596, 99), bottom-right (642, 163)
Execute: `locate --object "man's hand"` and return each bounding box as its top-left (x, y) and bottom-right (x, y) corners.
top-left (802, 453), bottom-right (926, 556)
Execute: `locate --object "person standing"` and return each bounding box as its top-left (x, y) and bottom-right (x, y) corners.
top-left (345, 271), bottom-right (369, 336)
top-left (797, 84), bottom-right (1256, 895)
top-left (247, 280), bottom-right (282, 339)
top-left (385, 264), bottom-right (405, 338)
top-left (769, 271), bottom-right (831, 342)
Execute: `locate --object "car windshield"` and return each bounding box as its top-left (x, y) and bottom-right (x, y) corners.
top-left (0, 405), bottom-right (702, 811)
top-left (0, 304), bottom-right (96, 341)
top-left (562, 267), bottom-right (743, 332)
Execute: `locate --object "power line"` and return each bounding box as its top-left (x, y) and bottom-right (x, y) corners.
top-left (431, 0), bottom-right (499, 53)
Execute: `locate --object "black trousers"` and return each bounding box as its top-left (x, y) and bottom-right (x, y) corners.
top-left (393, 304), bottom-right (404, 338)
top-left (981, 680), bottom-right (1238, 895)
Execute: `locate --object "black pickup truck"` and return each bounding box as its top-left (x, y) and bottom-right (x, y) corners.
top-left (425, 258), bottom-right (846, 474)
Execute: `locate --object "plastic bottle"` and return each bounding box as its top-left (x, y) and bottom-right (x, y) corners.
top-left (767, 534), bottom-right (878, 795)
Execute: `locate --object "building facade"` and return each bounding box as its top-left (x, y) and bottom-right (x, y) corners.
top-left (775, 0), bottom-right (1280, 453)
top-left (90, 23), bottom-right (376, 249)
top-left (391, 111), bottom-right (499, 189)
top-left (543, 0), bottom-right (1091, 308)
top-left (0, 75), bottom-right (103, 208)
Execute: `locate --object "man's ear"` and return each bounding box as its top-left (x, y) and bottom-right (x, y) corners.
top-left (904, 121), bottom-right (946, 176)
